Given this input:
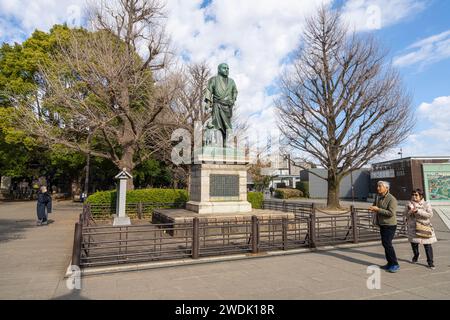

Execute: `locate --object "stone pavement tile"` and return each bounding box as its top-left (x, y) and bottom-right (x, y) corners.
top-left (115, 277), bottom-right (157, 291)
top-left (378, 274), bottom-right (447, 293)
top-left (0, 284), bottom-right (27, 299)
top-left (15, 288), bottom-right (55, 300)
top-left (424, 281), bottom-right (450, 296)
top-left (315, 283), bottom-right (400, 300)
top-left (404, 286), bottom-right (449, 300)
top-left (0, 277), bottom-right (33, 286)
top-left (250, 286), bottom-right (320, 300)
top-left (81, 276), bottom-right (117, 291)
top-left (75, 288), bottom-right (119, 300)
top-left (367, 290), bottom-right (425, 300)
top-left (131, 286), bottom-right (185, 300)
top-left (295, 275), bottom-right (363, 294)
top-left (263, 255), bottom-right (348, 275)
top-left (166, 289), bottom-right (224, 300)
top-left (419, 270), bottom-right (450, 282)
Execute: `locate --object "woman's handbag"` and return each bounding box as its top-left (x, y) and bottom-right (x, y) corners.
top-left (415, 221), bottom-right (433, 238)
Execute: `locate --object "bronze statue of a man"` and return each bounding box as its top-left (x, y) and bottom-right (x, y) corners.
top-left (205, 63), bottom-right (238, 147)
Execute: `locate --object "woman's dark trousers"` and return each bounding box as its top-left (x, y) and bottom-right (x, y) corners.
top-left (411, 243), bottom-right (434, 265)
top-left (380, 225), bottom-right (398, 266)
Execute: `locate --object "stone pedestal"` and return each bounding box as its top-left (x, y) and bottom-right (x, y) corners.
top-left (186, 147), bottom-right (251, 214)
top-left (113, 216), bottom-right (131, 226)
top-left (113, 169), bottom-right (132, 226)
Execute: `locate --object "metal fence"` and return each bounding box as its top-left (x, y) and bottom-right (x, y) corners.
top-left (71, 201), bottom-right (407, 269)
top-left (262, 200), bottom-right (313, 217)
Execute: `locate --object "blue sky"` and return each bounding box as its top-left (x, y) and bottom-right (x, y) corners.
top-left (377, 0), bottom-right (450, 104)
top-left (1, 0), bottom-right (449, 160)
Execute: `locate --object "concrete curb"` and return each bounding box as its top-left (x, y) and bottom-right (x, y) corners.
top-left (66, 237), bottom-right (409, 278)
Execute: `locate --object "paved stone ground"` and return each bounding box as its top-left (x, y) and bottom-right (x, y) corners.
top-left (1, 200), bottom-right (450, 300)
top-left (0, 200), bottom-right (81, 299)
top-left (435, 206), bottom-right (450, 230)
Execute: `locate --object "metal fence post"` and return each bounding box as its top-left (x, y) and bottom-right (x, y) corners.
top-left (137, 202), bottom-right (143, 219)
top-left (309, 204), bottom-right (316, 248)
top-left (192, 218), bottom-right (199, 259)
top-left (71, 222), bottom-right (82, 267)
top-left (283, 200), bottom-right (287, 212)
top-left (351, 205), bottom-right (358, 244)
top-left (282, 218), bottom-right (288, 251)
top-left (86, 204), bottom-right (92, 226)
top-left (251, 215), bottom-right (259, 253)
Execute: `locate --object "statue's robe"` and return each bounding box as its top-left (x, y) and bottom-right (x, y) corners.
top-left (205, 75), bottom-right (238, 134)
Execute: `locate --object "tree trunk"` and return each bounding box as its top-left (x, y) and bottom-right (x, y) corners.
top-left (327, 172), bottom-right (341, 209)
top-left (118, 149), bottom-right (135, 191)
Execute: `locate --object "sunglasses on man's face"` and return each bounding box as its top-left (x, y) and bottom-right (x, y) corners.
top-left (412, 193), bottom-right (420, 196)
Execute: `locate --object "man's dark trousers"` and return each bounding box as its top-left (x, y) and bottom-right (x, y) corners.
top-left (380, 225), bottom-right (398, 266)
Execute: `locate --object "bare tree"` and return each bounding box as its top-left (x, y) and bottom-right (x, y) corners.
top-left (16, 0), bottom-right (172, 190)
top-left (277, 7), bottom-right (413, 209)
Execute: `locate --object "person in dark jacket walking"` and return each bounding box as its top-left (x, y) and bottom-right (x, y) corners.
top-left (369, 181), bottom-right (400, 273)
top-left (37, 186), bottom-right (52, 226)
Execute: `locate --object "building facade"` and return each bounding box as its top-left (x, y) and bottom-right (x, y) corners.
top-left (370, 157), bottom-right (450, 201)
top-left (300, 168), bottom-right (370, 200)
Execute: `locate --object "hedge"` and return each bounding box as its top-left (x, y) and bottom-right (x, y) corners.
top-left (86, 188), bottom-right (189, 207)
top-left (247, 192), bottom-right (263, 209)
top-left (87, 189), bottom-right (263, 208)
top-left (274, 188), bottom-right (303, 199)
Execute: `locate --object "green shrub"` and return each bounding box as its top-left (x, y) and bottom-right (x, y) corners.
top-left (274, 188), bottom-right (303, 199)
top-left (248, 192), bottom-right (263, 209)
top-left (296, 181), bottom-right (310, 198)
top-left (86, 188), bottom-right (189, 207)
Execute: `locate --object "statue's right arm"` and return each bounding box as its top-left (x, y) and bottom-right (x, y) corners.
top-left (204, 78), bottom-right (215, 107)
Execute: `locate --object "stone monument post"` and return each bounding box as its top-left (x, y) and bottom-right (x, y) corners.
top-left (113, 168), bottom-right (132, 226)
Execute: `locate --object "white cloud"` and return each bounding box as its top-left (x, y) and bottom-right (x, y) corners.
top-left (393, 29), bottom-right (450, 68)
top-left (399, 97), bottom-right (450, 157)
top-left (342, 0), bottom-right (427, 32)
top-left (361, 96), bottom-right (450, 162)
top-left (0, 0), bottom-right (86, 43)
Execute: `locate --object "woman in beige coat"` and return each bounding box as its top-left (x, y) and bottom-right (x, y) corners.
top-left (405, 189), bottom-right (437, 269)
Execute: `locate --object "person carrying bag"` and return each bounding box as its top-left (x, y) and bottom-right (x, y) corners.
top-left (405, 189), bottom-right (437, 269)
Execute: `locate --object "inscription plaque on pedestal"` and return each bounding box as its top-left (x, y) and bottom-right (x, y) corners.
top-left (210, 174), bottom-right (239, 198)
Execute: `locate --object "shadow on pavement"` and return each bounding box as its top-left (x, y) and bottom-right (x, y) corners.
top-left (313, 247), bottom-right (412, 267)
top-left (313, 250), bottom-right (377, 267)
top-left (52, 289), bottom-right (90, 300)
top-left (341, 247), bottom-right (412, 264)
top-left (0, 219), bottom-right (36, 243)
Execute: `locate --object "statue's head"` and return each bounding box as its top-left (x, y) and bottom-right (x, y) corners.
top-left (218, 63), bottom-right (229, 77)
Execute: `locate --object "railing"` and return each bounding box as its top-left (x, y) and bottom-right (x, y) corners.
top-left (71, 201), bottom-right (408, 269)
top-left (262, 200), bottom-right (313, 217)
top-left (79, 223), bottom-right (193, 268)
